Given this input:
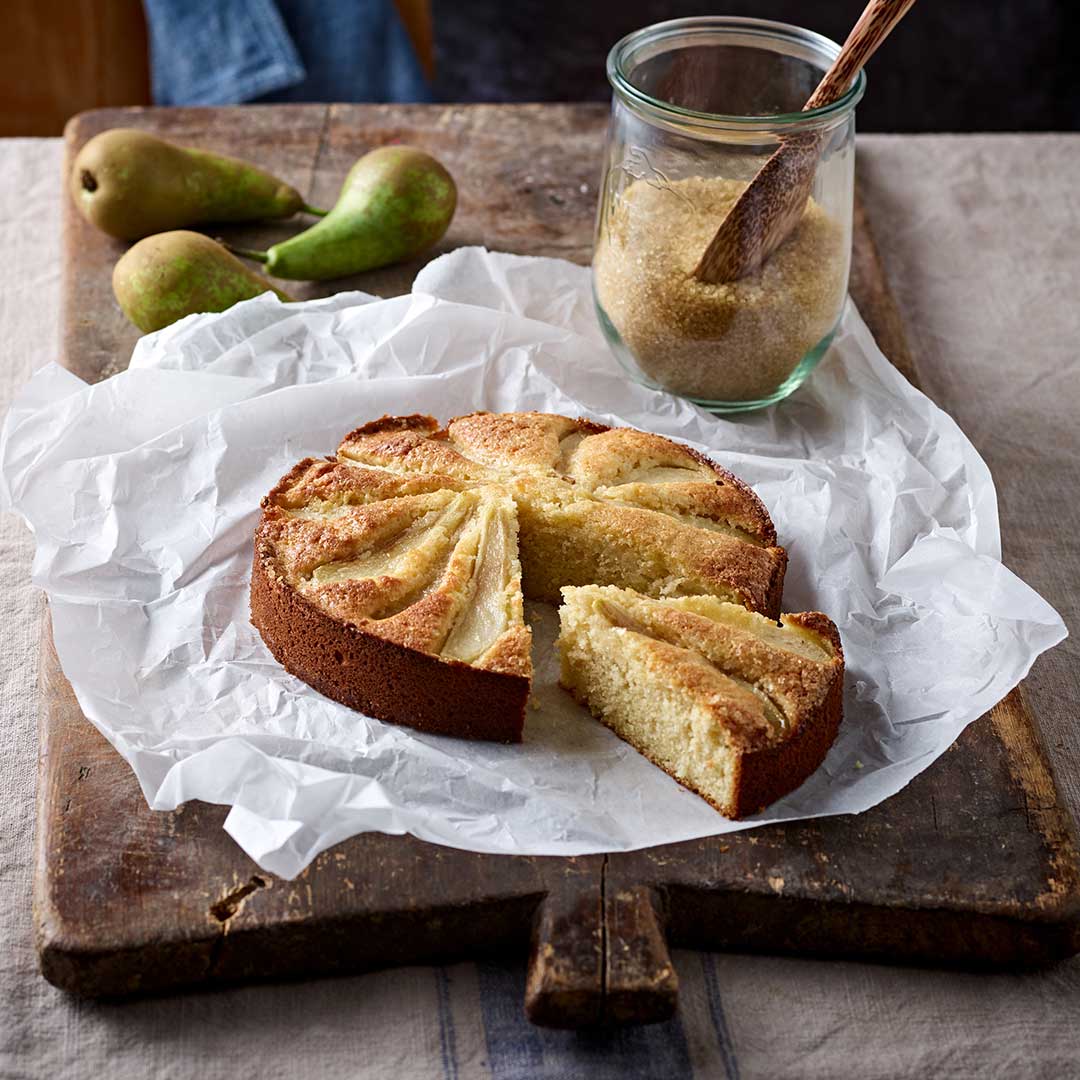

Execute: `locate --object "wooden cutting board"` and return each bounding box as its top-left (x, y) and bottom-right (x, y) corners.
top-left (37, 104), bottom-right (1080, 1026)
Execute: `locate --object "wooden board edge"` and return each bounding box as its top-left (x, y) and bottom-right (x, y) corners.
top-left (989, 689), bottom-right (1080, 925)
top-left (32, 608), bottom-right (59, 984)
top-left (33, 606), bottom-right (73, 977)
top-left (32, 610), bottom-right (219, 986)
top-left (665, 887), bottom-right (1080, 971)
top-left (853, 187), bottom-right (1080, 929)
top-left (851, 191), bottom-right (919, 384)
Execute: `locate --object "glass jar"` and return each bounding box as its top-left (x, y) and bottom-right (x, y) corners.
top-left (593, 17), bottom-right (865, 412)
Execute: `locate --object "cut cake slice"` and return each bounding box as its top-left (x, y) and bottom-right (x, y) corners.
top-left (557, 584), bottom-right (844, 817)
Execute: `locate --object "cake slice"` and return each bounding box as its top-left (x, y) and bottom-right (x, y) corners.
top-left (557, 585), bottom-right (844, 817)
top-left (251, 458), bottom-right (531, 741)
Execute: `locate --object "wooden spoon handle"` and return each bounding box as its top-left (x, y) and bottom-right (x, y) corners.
top-left (692, 0), bottom-right (916, 285)
top-left (807, 0), bottom-right (917, 110)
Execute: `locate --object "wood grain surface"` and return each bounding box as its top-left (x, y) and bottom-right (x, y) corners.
top-left (3, 1), bottom-right (150, 137)
top-left (36, 104), bottom-right (1080, 1028)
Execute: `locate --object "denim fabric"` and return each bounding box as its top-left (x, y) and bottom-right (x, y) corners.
top-left (261, 0), bottom-right (432, 104)
top-left (142, 0), bottom-right (430, 106)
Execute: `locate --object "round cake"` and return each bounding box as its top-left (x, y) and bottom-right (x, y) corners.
top-left (251, 411), bottom-right (788, 744)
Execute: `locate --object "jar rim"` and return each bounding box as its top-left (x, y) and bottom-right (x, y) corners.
top-left (607, 16), bottom-right (867, 131)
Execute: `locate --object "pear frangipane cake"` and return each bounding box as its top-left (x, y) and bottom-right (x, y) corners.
top-left (252, 412), bottom-right (834, 811)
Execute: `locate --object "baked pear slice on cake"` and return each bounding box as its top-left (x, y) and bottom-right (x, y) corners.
top-left (251, 457), bottom-right (531, 741)
top-left (557, 585), bottom-right (844, 817)
top-left (338, 412), bottom-right (787, 617)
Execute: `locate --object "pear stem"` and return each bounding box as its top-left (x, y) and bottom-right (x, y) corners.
top-left (223, 242), bottom-right (269, 264)
top-left (302, 203), bottom-right (328, 217)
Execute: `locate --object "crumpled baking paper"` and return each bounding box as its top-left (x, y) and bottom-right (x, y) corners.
top-left (0, 247), bottom-right (1066, 879)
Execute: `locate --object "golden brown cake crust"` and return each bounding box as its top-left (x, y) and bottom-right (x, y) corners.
top-left (338, 412), bottom-right (785, 616)
top-left (440, 412), bottom-right (775, 545)
top-left (250, 546), bottom-right (529, 742)
top-left (265, 455), bottom-right (463, 510)
top-left (730, 653), bottom-right (844, 818)
top-left (706, 607), bottom-right (843, 816)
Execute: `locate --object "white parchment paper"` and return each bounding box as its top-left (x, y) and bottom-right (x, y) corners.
top-left (0, 248), bottom-right (1066, 879)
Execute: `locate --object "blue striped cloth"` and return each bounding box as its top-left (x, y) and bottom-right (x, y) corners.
top-left (447, 956), bottom-right (740, 1078)
top-left (142, 0), bottom-right (431, 106)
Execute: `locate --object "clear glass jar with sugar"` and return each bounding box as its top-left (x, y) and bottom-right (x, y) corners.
top-left (593, 17), bottom-right (864, 412)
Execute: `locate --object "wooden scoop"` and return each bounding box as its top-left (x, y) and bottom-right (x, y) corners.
top-left (693, 0), bottom-right (917, 284)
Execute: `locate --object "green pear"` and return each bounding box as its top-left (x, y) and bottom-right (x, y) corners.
top-left (73, 128), bottom-right (315, 241)
top-left (113, 231), bottom-right (293, 333)
top-left (234, 146), bottom-right (456, 280)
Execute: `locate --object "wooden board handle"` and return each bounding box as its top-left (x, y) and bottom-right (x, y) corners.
top-left (525, 884), bottom-right (677, 1028)
top-left (605, 885), bottom-right (679, 1025)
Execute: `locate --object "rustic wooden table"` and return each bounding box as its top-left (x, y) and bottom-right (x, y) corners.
top-left (36, 106), bottom-right (1080, 1028)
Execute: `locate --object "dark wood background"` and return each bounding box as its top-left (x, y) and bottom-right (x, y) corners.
top-left (36, 104), bottom-right (1080, 1028)
top-left (5, 2), bottom-right (1079, 136)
